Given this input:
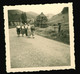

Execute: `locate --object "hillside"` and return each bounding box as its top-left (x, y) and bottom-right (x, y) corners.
top-left (48, 7), bottom-right (69, 25)
top-left (8, 10), bottom-right (38, 21)
top-left (35, 7), bottom-right (70, 44)
top-left (8, 10), bottom-right (23, 21)
top-left (61, 7), bottom-right (68, 14)
top-left (49, 13), bottom-right (69, 25)
top-left (8, 10), bottom-right (23, 15)
top-left (26, 11), bottom-right (38, 19)
top-left (46, 14), bottom-right (54, 19)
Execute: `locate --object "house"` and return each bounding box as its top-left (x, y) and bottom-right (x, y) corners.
top-left (35, 12), bottom-right (48, 28)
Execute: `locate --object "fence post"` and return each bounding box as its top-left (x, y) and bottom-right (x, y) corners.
top-left (58, 23), bottom-right (61, 33)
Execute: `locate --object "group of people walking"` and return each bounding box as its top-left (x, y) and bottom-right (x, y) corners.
top-left (16, 23), bottom-right (35, 38)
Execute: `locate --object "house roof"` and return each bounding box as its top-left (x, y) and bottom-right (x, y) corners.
top-left (39, 12), bottom-right (46, 17)
top-left (36, 12), bottom-right (47, 21)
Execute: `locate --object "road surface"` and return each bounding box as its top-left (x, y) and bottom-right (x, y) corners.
top-left (9, 28), bottom-right (70, 68)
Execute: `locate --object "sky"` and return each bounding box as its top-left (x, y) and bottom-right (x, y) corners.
top-left (5, 3), bottom-right (70, 15)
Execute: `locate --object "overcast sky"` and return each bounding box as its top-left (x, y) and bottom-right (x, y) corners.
top-left (5, 3), bottom-right (70, 15)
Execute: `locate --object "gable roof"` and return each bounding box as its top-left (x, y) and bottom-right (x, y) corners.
top-left (39, 12), bottom-right (46, 17)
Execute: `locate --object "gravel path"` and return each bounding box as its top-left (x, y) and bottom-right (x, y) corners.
top-left (9, 28), bottom-right (70, 68)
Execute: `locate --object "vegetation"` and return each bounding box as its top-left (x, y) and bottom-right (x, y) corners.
top-left (35, 7), bottom-right (70, 44)
top-left (61, 7), bottom-right (68, 14)
top-left (8, 10), bottom-right (38, 26)
top-left (35, 25), bottom-right (70, 44)
top-left (21, 12), bottom-right (27, 24)
top-left (35, 12), bottom-right (48, 28)
top-left (8, 7), bottom-right (70, 44)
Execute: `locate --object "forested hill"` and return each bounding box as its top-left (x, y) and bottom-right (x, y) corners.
top-left (48, 7), bottom-right (69, 25)
top-left (8, 10), bottom-right (23, 15)
top-left (61, 7), bottom-right (68, 14)
top-left (8, 10), bottom-right (38, 21)
top-left (8, 7), bottom-right (69, 24)
top-left (26, 11), bottom-right (38, 19)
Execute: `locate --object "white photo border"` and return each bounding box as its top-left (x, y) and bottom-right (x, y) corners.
top-left (4, 3), bottom-right (75, 73)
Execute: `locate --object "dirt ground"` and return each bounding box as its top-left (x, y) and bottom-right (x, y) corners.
top-left (9, 28), bottom-right (70, 68)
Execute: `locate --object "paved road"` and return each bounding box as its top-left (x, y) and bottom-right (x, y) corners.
top-left (9, 28), bottom-right (70, 68)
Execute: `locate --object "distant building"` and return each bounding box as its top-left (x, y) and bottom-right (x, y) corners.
top-left (35, 12), bottom-right (48, 28)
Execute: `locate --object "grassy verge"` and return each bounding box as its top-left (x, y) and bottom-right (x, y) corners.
top-left (35, 26), bottom-right (70, 45)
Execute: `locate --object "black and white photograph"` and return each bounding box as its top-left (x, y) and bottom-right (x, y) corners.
top-left (4, 3), bottom-right (75, 72)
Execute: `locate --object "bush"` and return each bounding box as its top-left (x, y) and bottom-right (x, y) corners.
top-left (35, 26), bottom-right (70, 44)
top-left (57, 30), bottom-right (70, 44)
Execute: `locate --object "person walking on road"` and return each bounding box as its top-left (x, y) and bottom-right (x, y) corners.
top-left (31, 24), bottom-right (35, 38)
top-left (27, 24), bottom-right (31, 38)
top-left (24, 23), bottom-right (28, 36)
top-left (16, 25), bottom-right (21, 37)
top-left (21, 25), bottom-right (25, 37)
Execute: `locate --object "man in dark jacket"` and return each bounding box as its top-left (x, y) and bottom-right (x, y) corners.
top-left (24, 23), bottom-right (28, 36)
top-left (16, 25), bottom-right (21, 37)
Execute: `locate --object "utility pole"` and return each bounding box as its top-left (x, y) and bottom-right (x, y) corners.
top-left (58, 23), bottom-right (61, 33)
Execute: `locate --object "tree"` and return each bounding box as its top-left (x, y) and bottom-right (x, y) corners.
top-left (21, 12), bottom-right (27, 24)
